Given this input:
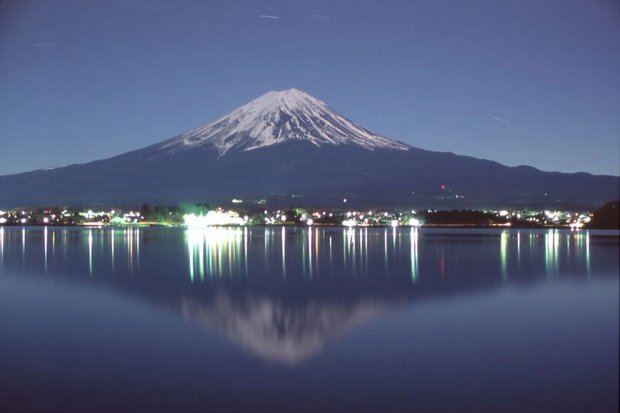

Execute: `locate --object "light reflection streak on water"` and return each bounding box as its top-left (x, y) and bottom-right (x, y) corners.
top-left (135, 228), bottom-right (141, 273)
top-left (187, 228), bottom-right (204, 281)
top-left (500, 231), bottom-right (509, 280)
top-left (308, 228), bottom-right (313, 277)
top-left (351, 228), bottom-right (357, 273)
top-left (384, 229), bottom-right (388, 273)
top-left (264, 228), bottom-right (270, 267)
top-left (344, 228), bottom-right (354, 270)
top-left (187, 227), bottom-right (244, 281)
top-left (311, 227), bottom-right (321, 275)
top-left (44, 226), bottom-right (48, 274)
top-left (328, 235), bottom-right (333, 271)
top-left (244, 227), bottom-right (249, 276)
top-left (410, 227), bottom-right (418, 282)
top-left (392, 227), bottom-right (397, 250)
top-left (22, 228), bottom-right (26, 265)
top-left (575, 232), bottom-right (584, 262)
top-left (120, 227), bottom-right (142, 276)
top-left (545, 229), bottom-right (560, 276)
top-left (127, 229), bottom-right (134, 275)
top-left (363, 228), bottom-right (368, 276)
top-left (281, 227), bottom-right (286, 278)
top-left (110, 230), bottom-right (115, 272)
top-left (88, 229), bottom-right (93, 276)
top-left (0, 227), bottom-right (600, 284)
top-left (62, 229), bottom-right (67, 262)
top-left (51, 230), bottom-right (56, 267)
top-left (188, 231), bottom-right (195, 282)
top-left (316, 228), bottom-right (321, 276)
top-left (342, 229), bottom-right (347, 268)
top-left (198, 230), bottom-right (205, 280)
top-left (0, 227), bottom-right (4, 270)
top-left (216, 233), bottom-right (222, 276)
top-left (585, 231), bottom-right (591, 277)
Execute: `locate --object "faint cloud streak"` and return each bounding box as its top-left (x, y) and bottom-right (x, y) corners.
top-left (259, 14), bottom-right (280, 20)
top-left (492, 116), bottom-right (511, 124)
top-left (311, 14), bottom-right (330, 20)
top-left (33, 42), bottom-right (55, 48)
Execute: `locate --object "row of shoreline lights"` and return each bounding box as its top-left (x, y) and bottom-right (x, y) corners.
top-left (184, 211), bottom-right (422, 228)
top-left (343, 217), bottom-right (421, 227)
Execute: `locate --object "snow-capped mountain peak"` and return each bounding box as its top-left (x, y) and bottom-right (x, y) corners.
top-left (159, 88), bottom-right (410, 156)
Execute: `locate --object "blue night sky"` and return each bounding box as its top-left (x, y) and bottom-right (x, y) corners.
top-left (1, 0), bottom-right (619, 176)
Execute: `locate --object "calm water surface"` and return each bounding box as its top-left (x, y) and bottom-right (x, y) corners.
top-left (1, 227), bottom-right (618, 412)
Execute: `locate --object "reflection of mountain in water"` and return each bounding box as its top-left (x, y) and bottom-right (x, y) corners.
top-left (181, 292), bottom-right (400, 364)
top-left (0, 227), bottom-right (608, 364)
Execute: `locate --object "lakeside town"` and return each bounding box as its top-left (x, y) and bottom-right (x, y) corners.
top-left (1, 201), bottom-right (616, 229)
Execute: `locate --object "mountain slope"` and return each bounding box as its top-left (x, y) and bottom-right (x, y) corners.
top-left (0, 89), bottom-right (617, 208)
top-left (155, 88), bottom-right (409, 156)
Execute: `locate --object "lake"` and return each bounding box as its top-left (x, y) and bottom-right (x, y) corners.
top-left (1, 226), bottom-right (618, 413)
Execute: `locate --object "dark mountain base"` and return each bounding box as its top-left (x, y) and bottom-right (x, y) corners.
top-left (0, 141), bottom-right (617, 209)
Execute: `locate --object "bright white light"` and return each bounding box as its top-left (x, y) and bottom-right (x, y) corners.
top-left (390, 220), bottom-right (399, 227)
top-left (0, 218), bottom-right (6, 224)
top-left (569, 222), bottom-right (584, 230)
top-left (43, 217), bottom-right (49, 224)
top-left (408, 218), bottom-right (421, 227)
top-left (342, 219), bottom-right (356, 227)
top-left (281, 215), bottom-right (287, 222)
top-left (307, 219), bottom-right (314, 226)
top-left (499, 210), bottom-right (509, 217)
top-left (184, 211), bottom-right (245, 227)
top-left (20, 218), bottom-right (27, 224)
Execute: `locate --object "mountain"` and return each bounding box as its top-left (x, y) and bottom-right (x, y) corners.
top-left (0, 88), bottom-right (617, 208)
top-left (158, 88), bottom-right (409, 156)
